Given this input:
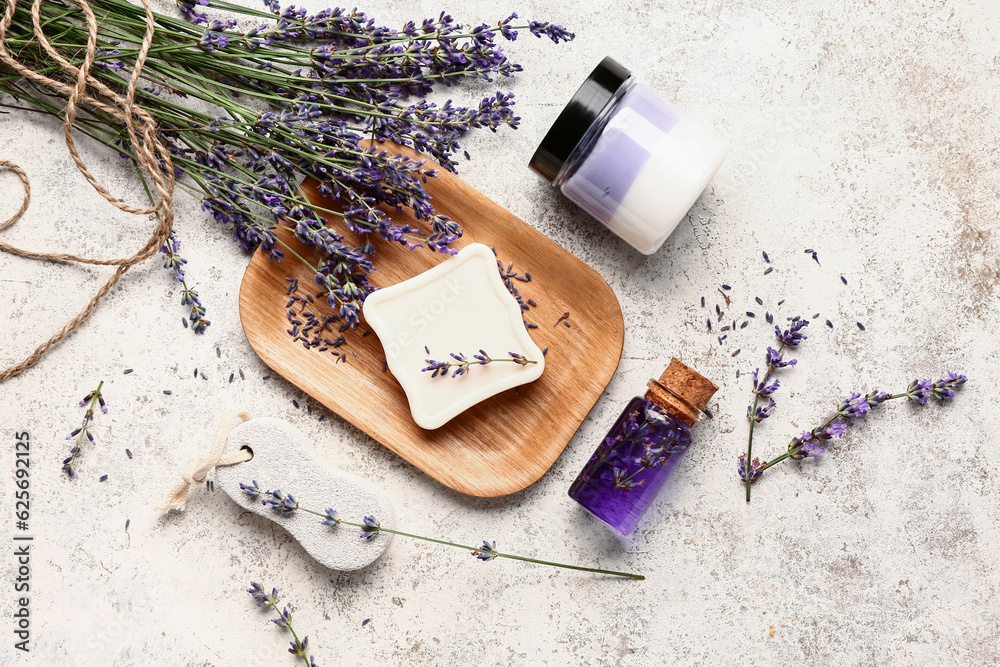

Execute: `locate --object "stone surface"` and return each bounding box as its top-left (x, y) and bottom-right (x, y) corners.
top-left (1, 0), bottom-right (998, 665)
top-left (215, 417), bottom-right (394, 571)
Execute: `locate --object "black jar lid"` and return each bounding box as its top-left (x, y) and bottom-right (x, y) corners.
top-left (528, 56), bottom-right (632, 183)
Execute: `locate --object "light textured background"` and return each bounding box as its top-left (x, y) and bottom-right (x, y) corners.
top-left (2, 0), bottom-right (999, 665)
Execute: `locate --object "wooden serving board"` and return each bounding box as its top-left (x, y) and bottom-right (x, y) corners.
top-left (239, 142), bottom-right (624, 497)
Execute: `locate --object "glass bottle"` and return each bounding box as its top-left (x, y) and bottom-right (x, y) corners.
top-left (568, 358), bottom-right (718, 534)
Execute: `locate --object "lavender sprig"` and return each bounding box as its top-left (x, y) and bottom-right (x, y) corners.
top-left (744, 374), bottom-right (967, 492)
top-left (743, 319), bottom-right (809, 501)
top-left (159, 231), bottom-right (210, 334)
top-left (0, 0), bottom-right (573, 333)
top-left (242, 483), bottom-right (643, 579)
top-left (422, 350), bottom-right (537, 378)
top-left (247, 582), bottom-right (318, 667)
top-left (62, 381), bottom-right (107, 478)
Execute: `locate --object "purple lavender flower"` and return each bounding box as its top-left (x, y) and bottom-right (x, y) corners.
top-left (747, 398), bottom-right (776, 423)
top-left (931, 373), bottom-right (967, 400)
top-left (738, 454), bottom-right (764, 482)
top-left (765, 346), bottom-right (797, 369)
top-left (360, 515), bottom-right (380, 541)
top-left (248, 581), bottom-right (278, 607)
top-left (527, 20), bottom-right (575, 42)
top-left (248, 582), bottom-right (321, 666)
top-left (838, 392), bottom-right (870, 419)
top-left (751, 373), bottom-right (966, 495)
top-left (775, 319), bottom-right (809, 346)
top-left (473, 540), bottom-right (498, 562)
top-left (906, 378), bottom-right (934, 405)
top-left (751, 368), bottom-right (780, 396)
top-left (321, 508), bottom-right (340, 526)
top-left (422, 350), bottom-right (537, 378)
top-left (160, 232), bottom-right (209, 333)
top-left (240, 480), bottom-right (263, 501)
top-left (178, 0), bottom-right (209, 24)
top-left (289, 636), bottom-right (309, 659)
top-left (263, 489), bottom-right (298, 514)
top-left (63, 381), bottom-right (106, 477)
top-left (272, 607), bottom-right (293, 629)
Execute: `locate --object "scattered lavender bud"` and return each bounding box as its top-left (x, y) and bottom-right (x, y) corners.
top-left (292, 400), bottom-right (300, 409)
top-left (841, 276), bottom-right (848, 285)
top-left (126, 448), bottom-right (132, 459)
top-left (123, 368), bottom-right (133, 374)
top-left (163, 390), bottom-right (172, 395)
top-left (741, 321), bottom-right (749, 329)
top-left (826, 320), bottom-right (833, 328)
top-left (857, 322), bottom-right (866, 330)
top-left (715, 304), bottom-right (722, 316)
top-left (755, 297), bottom-right (763, 305)
top-left (707, 319), bottom-right (712, 331)
top-left (194, 368), bottom-right (198, 378)
top-left (542, 346), bottom-right (549, 356)
top-left (731, 349), bottom-right (741, 357)
top-left (182, 317), bottom-right (188, 328)
top-left (813, 313), bottom-right (820, 319)
top-left (362, 618), bottom-right (371, 627)
top-left (746, 311), bottom-right (755, 318)
top-left (765, 312), bottom-right (773, 324)
top-left (811, 252), bottom-right (820, 265)
top-left (721, 325), bottom-right (730, 332)
top-left (424, 345), bottom-right (430, 354)
top-left (722, 284), bottom-right (731, 290)
top-left (701, 296), bottom-right (706, 307)
top-left (763, 251), bottom-right (770, 263)
top-left (125, 519), bottom-right (130, 531)
top-left (563, 319), bottom-right (571, 328)
top-left (229, 373), bottom-right (234, 383)
top-left (239, 369), bottom-right (245, 380)
top-left (216, 347), bottom-right (221, 357)
top-left (262, 376), bottom-right (269, 381)
top-left (804, 248), bottom-right (814, 253)
top-left (778, 300), bottom-right (785, 306)
top-left (555, 312), bottom-right (570, 327)
top-left (99, 474), bottom-right (108, 482)
top-left (764, 267), bottom-right (774, 275)
top-left (382, 362), bottom-right (388, 372)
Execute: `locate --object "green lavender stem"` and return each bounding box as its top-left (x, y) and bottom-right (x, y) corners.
top-left (293, 506), bottom-right (644, 580)
top-left (745, 342), bottom-right (786, 502)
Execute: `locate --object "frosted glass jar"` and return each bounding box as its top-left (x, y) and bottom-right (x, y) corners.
top-left (529, 57), bottom-right (727, 255)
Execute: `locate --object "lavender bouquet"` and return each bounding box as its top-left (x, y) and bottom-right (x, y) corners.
top-left (0, 0), bottom-right (572, 327)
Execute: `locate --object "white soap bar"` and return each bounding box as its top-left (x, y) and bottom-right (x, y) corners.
top-left (216, 417), bottom-right (394, 571)
top-left (362, 243), bottom-right (545, 429)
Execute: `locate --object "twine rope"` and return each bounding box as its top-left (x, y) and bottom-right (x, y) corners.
top-left (157, 410), bottom-right (255, 513)
top-left (0, 0), bottom-right (176, 382)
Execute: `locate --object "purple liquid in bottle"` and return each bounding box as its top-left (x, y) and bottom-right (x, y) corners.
top-left (569, 397), bottom-right (693, 534)
top-left (568, 358), bottom-right (717, 535)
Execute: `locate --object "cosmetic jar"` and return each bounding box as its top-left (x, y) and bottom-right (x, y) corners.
top-left (530, 57), bottom-right (727, 255)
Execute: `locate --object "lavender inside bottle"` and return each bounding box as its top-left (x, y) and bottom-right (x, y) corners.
top-left (568, 396), bottom-right (693, 534)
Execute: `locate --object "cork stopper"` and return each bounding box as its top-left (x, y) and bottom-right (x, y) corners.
top-left (645, 358), bottom-right (719, 427)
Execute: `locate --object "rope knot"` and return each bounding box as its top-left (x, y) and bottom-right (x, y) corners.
top-left (157, 410), bottom-right (253, 512)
